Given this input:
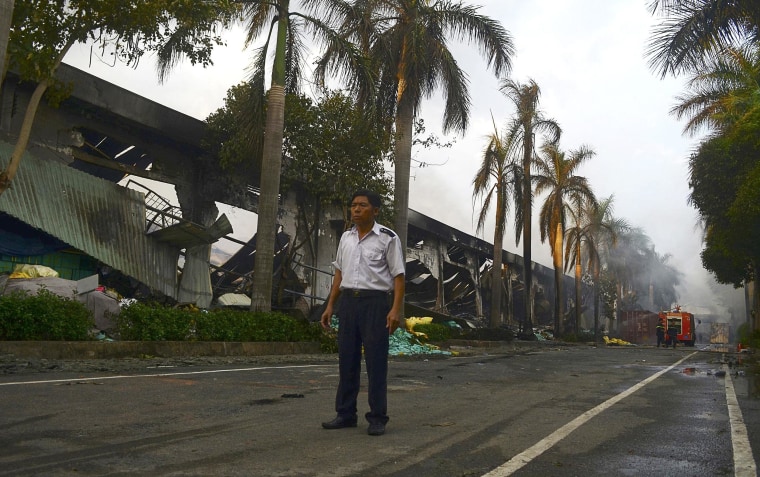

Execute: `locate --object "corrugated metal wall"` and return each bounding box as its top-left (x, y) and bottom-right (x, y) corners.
top-left (0, 142), bottom-right (179, 297)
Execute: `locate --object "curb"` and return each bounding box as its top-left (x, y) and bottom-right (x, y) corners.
top-left (0, 341), bottom-right (321, 360)
top-left (0, 339), bottom-right (593, 361)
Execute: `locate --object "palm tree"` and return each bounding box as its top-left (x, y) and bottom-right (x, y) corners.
top-left (313, 0), bottom-right (515, 255)
top-left (228, 1), bottom-right (371, 311)
top-left (647, 0), bottom-right (760, 78)
top-left (534, 141), bottom-right (595, 336)
top-left (588, 197), bottom-right (628, 342)
top-left (240, 1), bottom-right (297, 312)
top-left (671, 44), bottom-right (760, 137)
top-left (566, 196), bottom-right (628, 341)
top-left (472, 118), bottom-right (520, 328)
top-left (498, 79), bottom-right (561, 337)
top-left (563, 195), bottom-right (595, 334)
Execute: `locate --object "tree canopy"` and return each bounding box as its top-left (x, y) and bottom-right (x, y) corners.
top-left (204, 85), bottom-right (393, 221)
top-left (689, 131), bottom-right (760, 287)
top-left (649, 0), bottom-right (760, 329)
top-left (8, 0), bottom-right (239, 89)
top-left (1, 0), bottom-right (240, 193)
top-left (647, 0), bottom-right (760, 77)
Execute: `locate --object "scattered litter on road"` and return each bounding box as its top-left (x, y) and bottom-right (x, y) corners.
top-left (328, 316), bottom-right (451, 356)
top-left (603, 336), bottom-right (635, 346)
top-left (388, 327), bottom-right (452, 356)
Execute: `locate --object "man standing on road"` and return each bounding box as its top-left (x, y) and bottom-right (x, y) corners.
top-left (320, 190), bottom-right (405, 436)
top-left (667, 324), bottom-right (678, 349)
top-left (656, 320), bottom-right (665, 347)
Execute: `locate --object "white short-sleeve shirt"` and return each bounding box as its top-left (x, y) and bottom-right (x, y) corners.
top-left (333, 222), bottom-right (405, 291)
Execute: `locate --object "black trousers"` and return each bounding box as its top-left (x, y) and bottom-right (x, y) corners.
top-left (334, 293), bottom-right (390, 425)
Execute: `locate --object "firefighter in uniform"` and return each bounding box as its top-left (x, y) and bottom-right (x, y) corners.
top-left (667, 323), bottom-right (678, 348)
top-left (321, 190), bottom-right (405, 436)
top-left (656, 320), bottom-right (665, 347)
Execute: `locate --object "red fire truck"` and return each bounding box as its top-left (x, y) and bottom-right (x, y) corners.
top-left (659, 307), bottom-right (696, 346)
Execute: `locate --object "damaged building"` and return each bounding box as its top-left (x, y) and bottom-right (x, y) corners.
top-left (0, 63), bottom-right (576, 329)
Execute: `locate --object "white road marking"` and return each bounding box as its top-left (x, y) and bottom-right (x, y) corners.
top-left (482, 352), bottom-right (698, 477)
top-left (0, 364), bottom-right (331, 386)
top-left (724, 364), bottom-right (758, 477)
top-left (5, 352), bottom-right (755, 476)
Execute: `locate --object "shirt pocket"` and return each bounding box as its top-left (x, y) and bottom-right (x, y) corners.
top-left (367, 248), bottom-right (385, 262)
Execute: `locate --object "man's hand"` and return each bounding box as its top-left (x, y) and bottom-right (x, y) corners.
top-left (320, 305), bottom-right (333, 330)
top-left (386, 308), bottom-right (402, 334)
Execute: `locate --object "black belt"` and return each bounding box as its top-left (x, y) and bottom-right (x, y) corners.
top-left (343, 289), bottom-right (390, 298)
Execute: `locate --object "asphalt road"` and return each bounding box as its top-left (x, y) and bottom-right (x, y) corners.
top-left (0, 345), bottom-right (757, 476)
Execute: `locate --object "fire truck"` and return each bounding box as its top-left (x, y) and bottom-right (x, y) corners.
top-left (659, 306), bottom-right (696, 347)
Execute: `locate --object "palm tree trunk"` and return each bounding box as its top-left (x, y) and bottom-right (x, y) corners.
top-left (393, 98), bottom-right (414, 255)
top-left (506, 266), bottom-right (514, 326)
top-left (553, 221), bottom-right (563, 336)
top-left (250, 84), bottom-right (285, 312)
top-left (251, 2), bottom-right (289, 312)
top-left (521, 135), bottom-right (533, 336)
top-left (593, 262), bottom-right (600, 342)
top-left (574, 241), bottom-right (582, 334)
top-left (489, 188), bottom-right (506, 328)
top-left (490, 235), bottom-right (503, 328)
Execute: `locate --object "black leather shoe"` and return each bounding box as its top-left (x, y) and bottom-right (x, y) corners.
top-left (321, 416), bottom-right (357, 429)
top-left (367, 422), bottom-right (385, 436)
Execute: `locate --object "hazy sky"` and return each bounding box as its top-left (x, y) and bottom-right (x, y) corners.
top-left (64, 0), bottom-right (745, 318)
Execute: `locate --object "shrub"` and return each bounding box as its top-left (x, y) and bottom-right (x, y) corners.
top-left (737, 323), bottom-right (760, 350)
top-left (117, 301), bottom-right (193, 341)
top-left (319, 326), bottom-right (339, 353)
top-left (196, 309), bottom-right (321, 342)
top-left (413, 323), bottom-right (452, 341)
top-left (116, 303), bottom-right (323, 343)
top-left (0, 289), bottom-right (94, 340)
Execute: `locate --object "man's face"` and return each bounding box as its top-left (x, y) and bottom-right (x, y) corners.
top-left (350, 196), bottom-right (379, 226)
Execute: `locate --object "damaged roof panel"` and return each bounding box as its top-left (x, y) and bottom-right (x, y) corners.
top-left (0, 141), bottom-right (178, 297)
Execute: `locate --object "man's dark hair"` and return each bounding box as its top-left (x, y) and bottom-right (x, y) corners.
top-left (351, 189), bottom-right (382, 208)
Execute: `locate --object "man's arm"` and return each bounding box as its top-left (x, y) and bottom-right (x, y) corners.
top-left (386, 273), bottom-right (405, 334)
top-left (320, 269), bottom-right (342, 329)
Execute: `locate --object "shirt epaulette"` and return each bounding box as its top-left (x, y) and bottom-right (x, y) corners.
top-left (379, 227), bottom-right (395, 238)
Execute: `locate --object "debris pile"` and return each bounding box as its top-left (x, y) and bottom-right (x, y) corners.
top-left (1, 265), bottom-right (120, 335)
top-left (603, 336), bottom-right (635, 346)
top-left (389, 327), bottom-right (451, 356)
top-left (327, 316), bottom-right (452, 356)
